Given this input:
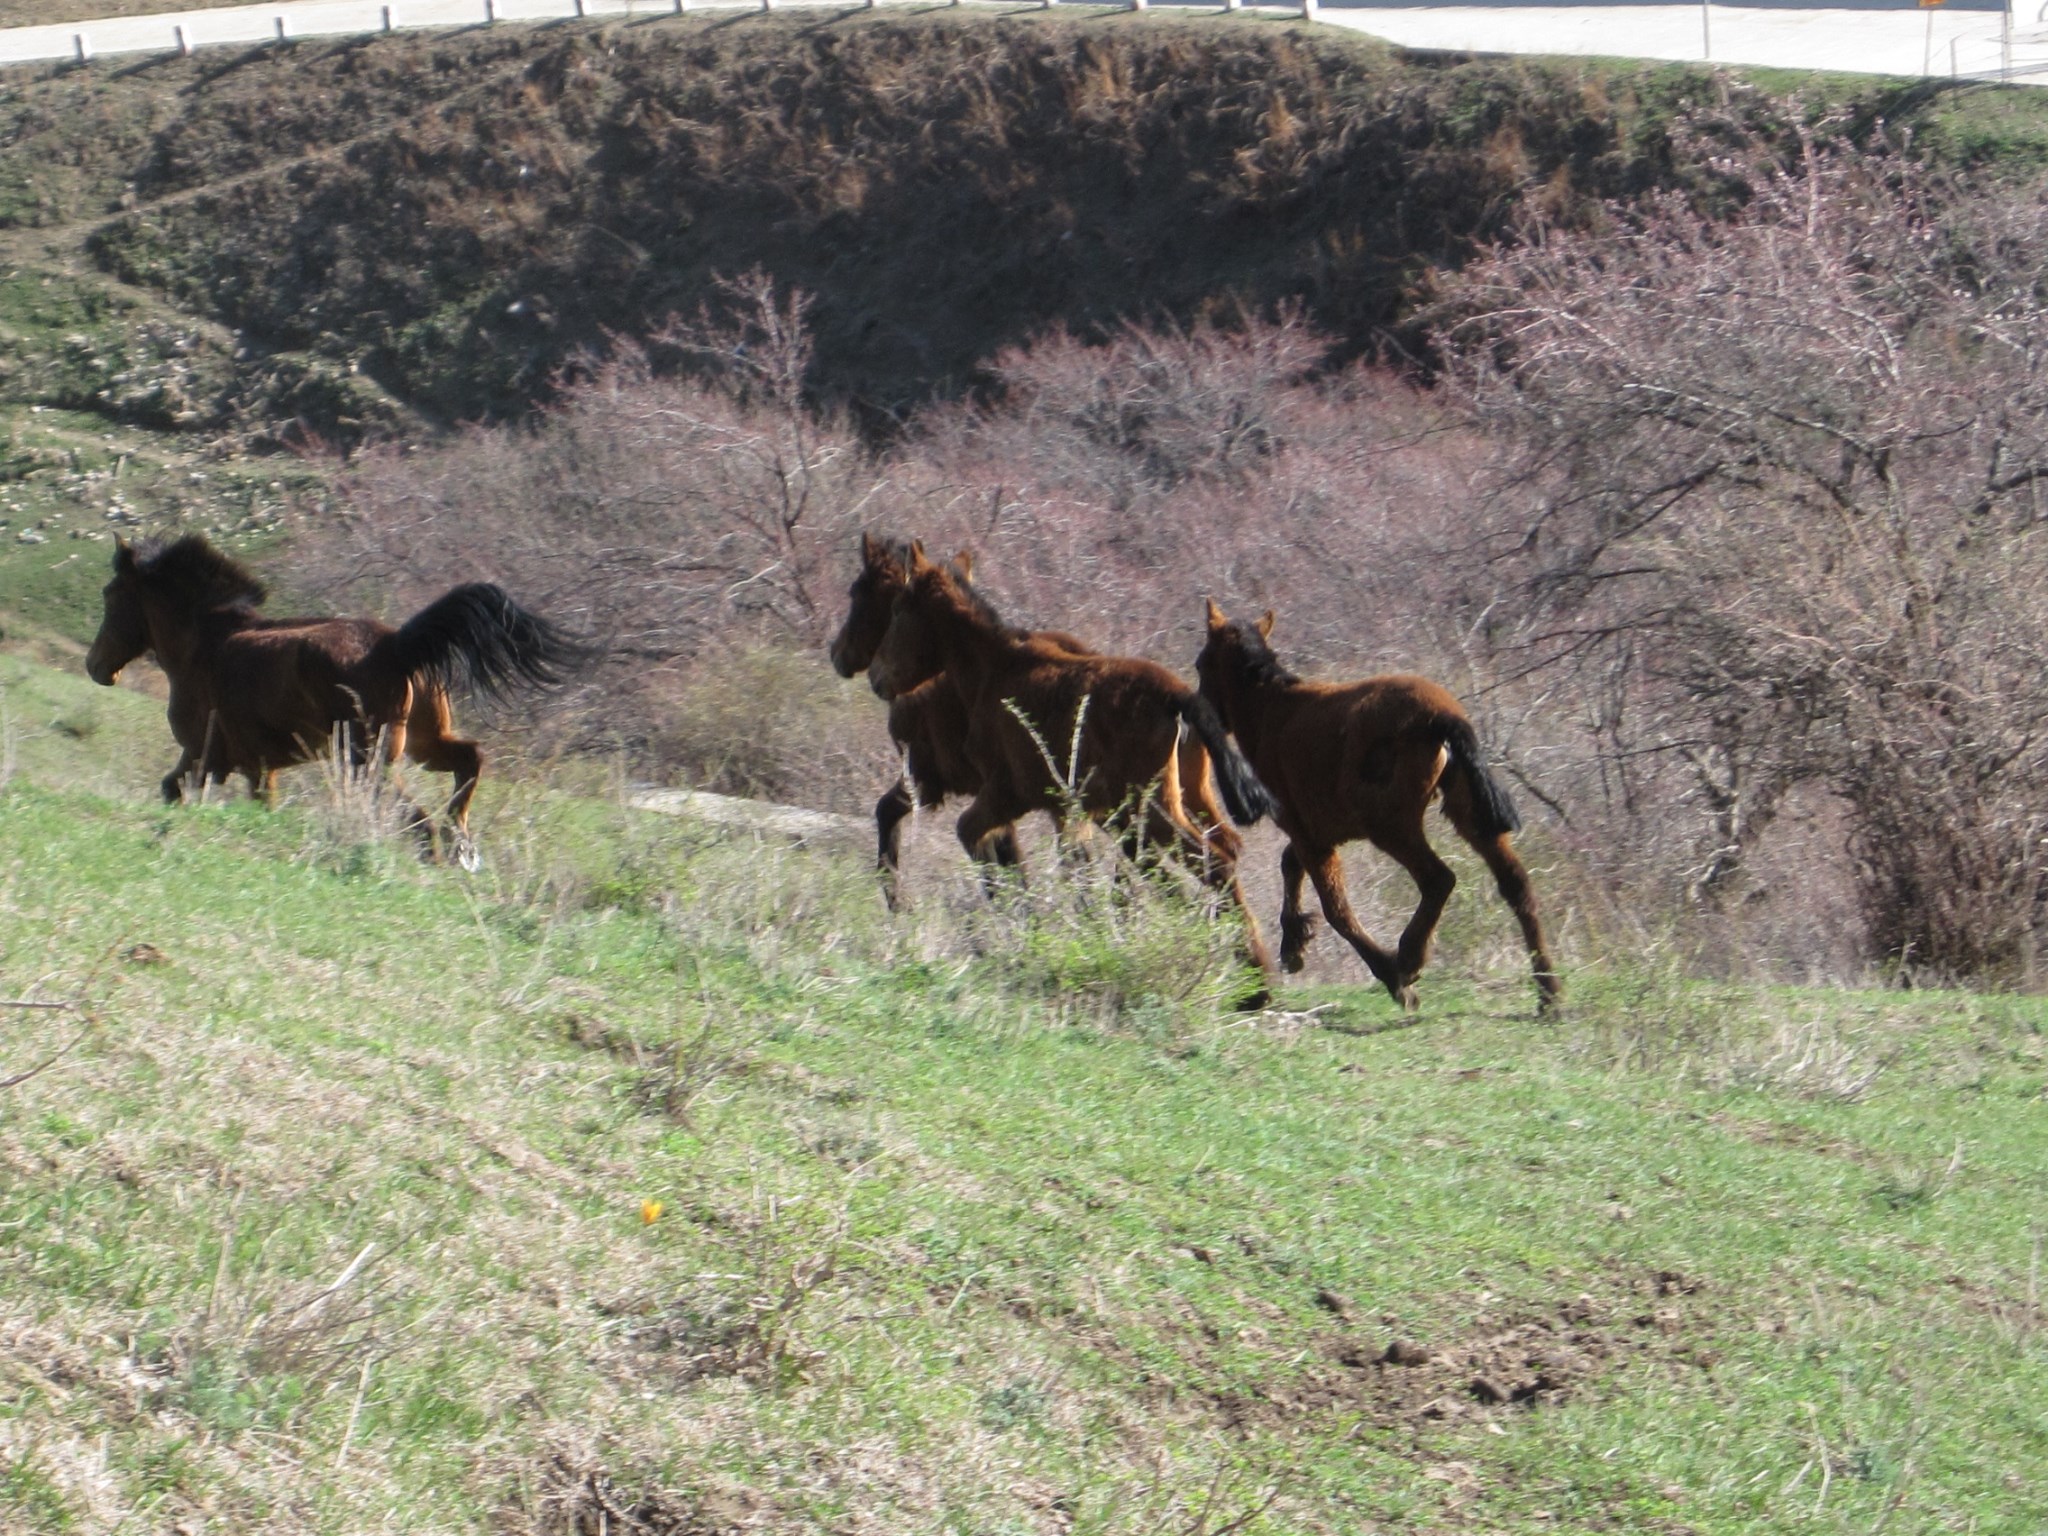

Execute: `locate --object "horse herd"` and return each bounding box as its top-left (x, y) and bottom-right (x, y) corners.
top-left (83, 532), bottom-right (1559, 1012)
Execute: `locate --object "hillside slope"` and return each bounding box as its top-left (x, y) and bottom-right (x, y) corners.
top-left (3, 11), bottom-right (2044, 444)
top-left (2, 649), bottom-right (2046, 1533)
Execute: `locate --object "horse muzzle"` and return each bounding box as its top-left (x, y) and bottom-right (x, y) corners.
top-left (84, 651), bottom-right (120, 687)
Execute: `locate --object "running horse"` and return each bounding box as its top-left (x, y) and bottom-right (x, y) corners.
top-left (84, 535), bottom-right (586, 862)
top-left (868, 543), bottom-right (1278, 985)
top-left (1194, 602), bottom-right (1560, 1013)
top-left (828, 533), bottom-right (1239, 900)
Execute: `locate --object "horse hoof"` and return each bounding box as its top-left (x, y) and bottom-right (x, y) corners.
top-left (1234, 984), bottom-right (1273, 1013)
top-left (1392, 984), bottom-right (1419, 1013)
top-left (453, 833), bottom-right (482, 873)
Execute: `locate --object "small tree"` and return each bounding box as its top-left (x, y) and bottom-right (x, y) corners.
top-left (1440, 123), bottom-right (2048, 982)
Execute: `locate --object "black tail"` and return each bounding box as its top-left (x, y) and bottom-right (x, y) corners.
top-left (382, 584), bottom-right (591, 701)
top-left (1176, 692), bottom-right (1275, 827)
top-left (1443, 717), bottom-right (1522, 838)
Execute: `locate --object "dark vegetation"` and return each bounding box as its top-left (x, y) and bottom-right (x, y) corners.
top-left (0, 11), bottom-right (2034, 444)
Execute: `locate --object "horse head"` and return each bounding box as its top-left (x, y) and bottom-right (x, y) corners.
top-left (870, 541), bottom-right (978, 702)
top-left (1194, 599), bottom-right (1283, 721)
top-left (828, 532), bottom-right (911, 680)
top-left (85, 540), bottom-right (150, 687)
top-left (840, 535), bottom-right (980, 701)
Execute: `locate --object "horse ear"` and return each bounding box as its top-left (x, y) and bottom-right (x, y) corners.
top-left (113, 538), bottom-right (135, 573)
top-left (860, 531), bottom-right (879, 565)
top-left (907, 540), bottom-right (932, 574)
top-left (953, 550), bottom-right (975, 581)
top-left (1257, 610), bottom-right (1276, 640)
top-left (1204, 598), bottom-right (1227, 631)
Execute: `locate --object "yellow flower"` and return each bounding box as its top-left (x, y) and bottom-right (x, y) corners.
top-left (640, 1199), bottom-right (663, 1225)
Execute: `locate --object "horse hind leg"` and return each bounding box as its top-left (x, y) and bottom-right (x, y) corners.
top-left (403, 689), bottom-right (483, 869)
top-left (1440, 780), bottom-right (1562, 1014)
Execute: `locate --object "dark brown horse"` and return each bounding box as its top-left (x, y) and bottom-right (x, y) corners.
top-left (84, 536), bottom-right (585, 861)
top-left (828, 533), bottom-right (1238, 896)
top-left (1194, 602), bottom-right (1559, 1013)
top-left (870, 544), bottom-right (1277, 979)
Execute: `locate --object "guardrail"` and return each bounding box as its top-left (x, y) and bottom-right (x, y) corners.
top-left (11, 0), bottom-right (2048, 81)
top-left (16, 0), bottom-right (1332, 70)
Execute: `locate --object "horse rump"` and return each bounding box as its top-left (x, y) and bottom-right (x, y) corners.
top-left (381, 584), bottom-right (591, 701)
top-left (1442, 717), bottom-right (1522, 838)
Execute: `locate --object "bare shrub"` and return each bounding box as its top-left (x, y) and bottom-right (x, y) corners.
top-left (308, 272), bottom-right (894, 806)
top-left (309, 291), bottom-right (1489, 804)
top-left (1435, 123), bottom-right (2048, 985)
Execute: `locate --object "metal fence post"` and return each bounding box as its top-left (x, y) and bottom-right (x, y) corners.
top-left (485, 0), bottom-right (497, 23)
top-left (74, 33), bottom-right (91, 63)
top-left (174, 23), bottom-right (191, 54)
top-left (1301, 0), bottom-right (1317, 19)
top-left (274, 15), bottom-right (289, 41)
top-left (382, 4), bottom-right (394, 30)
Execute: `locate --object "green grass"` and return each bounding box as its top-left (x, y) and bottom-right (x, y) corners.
top-left (2, 646), bottom-right (2046, 1533)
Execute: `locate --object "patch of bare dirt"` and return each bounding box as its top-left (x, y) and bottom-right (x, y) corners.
top-left (1708, 1112), bottom-right (1878, 1165)
top-left (518, 1451), bottom-right (762, 1536)
top-left (1066, 1269), bottom-right (1722, 1440)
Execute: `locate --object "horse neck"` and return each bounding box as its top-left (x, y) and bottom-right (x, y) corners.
top-left (917, 587), bottom-right (1016, 696)
top-left (1217, 665), bottom-right (1292, 756)
top-left (140, 593), bottom-right (234, 679)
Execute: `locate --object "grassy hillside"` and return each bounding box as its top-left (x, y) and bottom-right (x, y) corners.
top-left (3, 648), bottom-right (2046, 1533)
top-left (0, 11), bottom-right (2043, 447)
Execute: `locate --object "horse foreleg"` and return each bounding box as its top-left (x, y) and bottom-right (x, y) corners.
top-left (1279, 843), bottom-right (1317, 974)
top-left (1379, 826), bottom-right (1457, 996)
top-left (160, 749), bottom-right (196, 804)
top-left (957, 790), bottom-right (1030, 898)
top-left (1299, 844), bottom-right (1410, 1009)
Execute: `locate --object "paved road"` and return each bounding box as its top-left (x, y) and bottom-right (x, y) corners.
top-left (2, 0), bottom-right (2044, 83)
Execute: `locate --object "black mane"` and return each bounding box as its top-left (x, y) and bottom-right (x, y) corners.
top-left (134, 536), bottom-right (267, 612)
top-left (1231, 622), bottom-right (1300, 688)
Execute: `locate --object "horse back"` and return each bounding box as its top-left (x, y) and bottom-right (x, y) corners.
top-left (1260, 674), bottom-right (1470, 842)
top-left (991, 646), bottom-right (1188, 806)
top-left (211, 615), bottom-right (413, 760)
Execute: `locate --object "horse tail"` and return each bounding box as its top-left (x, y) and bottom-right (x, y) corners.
top-left (1441, 716), bottom-right (1522, 839)
top-left (1175, 692), bottom-right (1275, 827)
top-left (381, 584), bottom-right (589, 701)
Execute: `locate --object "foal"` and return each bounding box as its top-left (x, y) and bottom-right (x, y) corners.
top-left (870, 544), bottom-right (1277, 979)
top-left (828, 533), bottom-right (1237, 894)
top-left (1195, 603), bottom-right (1559, 1013)
top-left (85, 536), bottom-right (585, 861)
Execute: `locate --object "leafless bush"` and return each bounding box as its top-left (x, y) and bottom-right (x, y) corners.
top-left (308, 271), bottom-right (892, 800)
top-left (1435, 122), bottom-right (2048, 985)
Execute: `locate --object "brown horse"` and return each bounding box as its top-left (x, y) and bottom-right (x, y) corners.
top-left (828, 533), bottom-right (1238, 896)
top-left (1194, 602), bottom-right (1559, 1013)
top-left (84, 535), bottom-right (585, 861)
top-left (870, 544), bottom-right (1277, 979)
